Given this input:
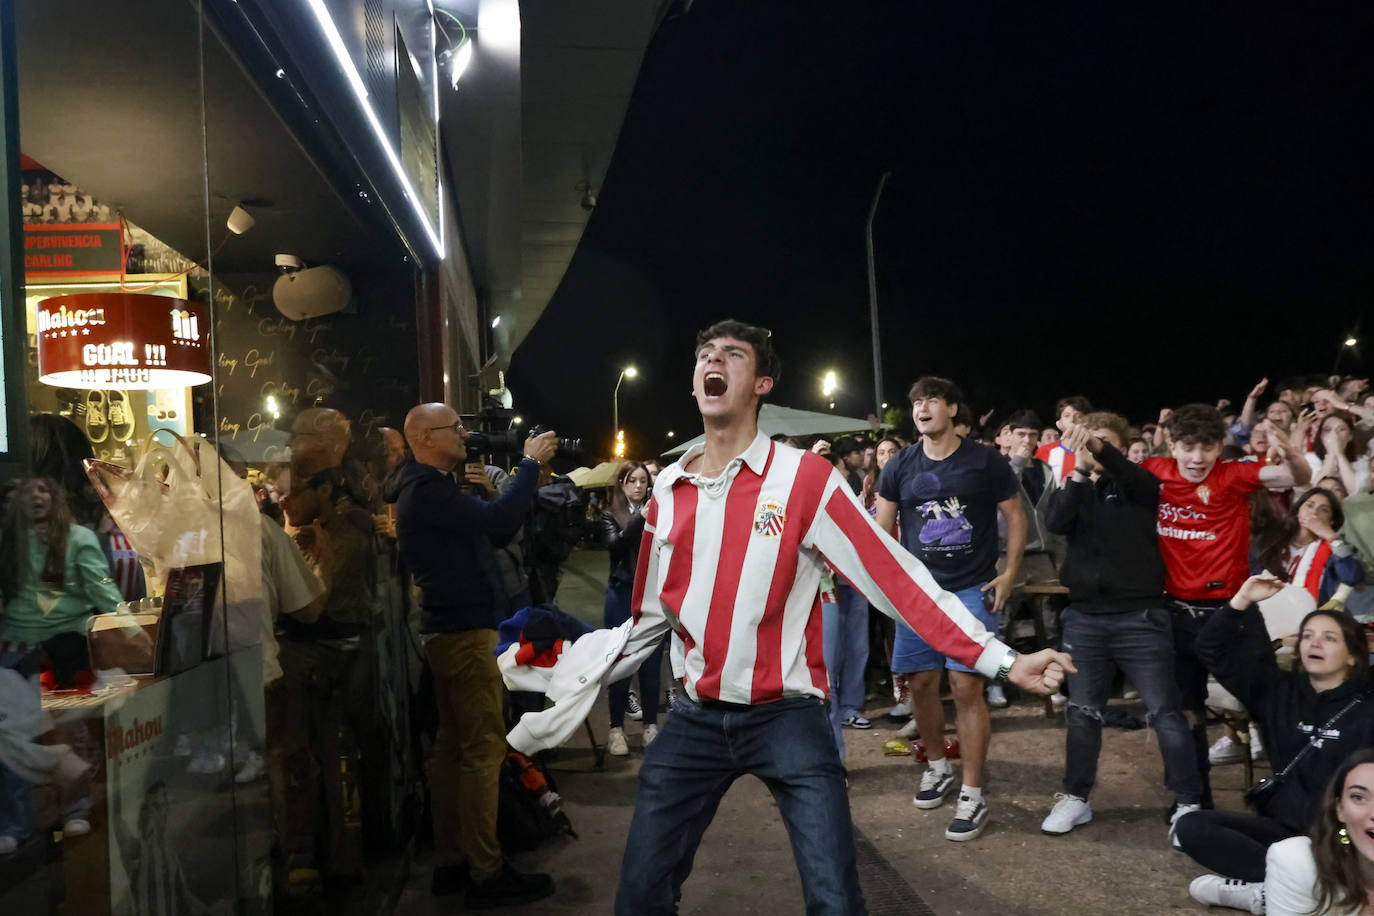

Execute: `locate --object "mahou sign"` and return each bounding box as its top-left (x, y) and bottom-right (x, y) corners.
top-left (37, 292), bottom-right (212, 389)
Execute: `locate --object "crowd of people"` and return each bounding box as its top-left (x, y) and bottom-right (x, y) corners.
top-left (770, 372), bottom-right (1374, 913)
top-left (4, 319), bottom-right (1374, 914)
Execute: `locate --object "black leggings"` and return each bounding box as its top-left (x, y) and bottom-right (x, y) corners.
top-left (1173, 809), bottom-right (1298, 882)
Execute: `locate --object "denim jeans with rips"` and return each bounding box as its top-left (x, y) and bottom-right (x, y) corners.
top-left (1060, 605), bottom-right (1203, 803)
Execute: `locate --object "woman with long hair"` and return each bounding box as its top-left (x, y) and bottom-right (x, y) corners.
top-left (0, 476), bottom-right (124, 851)
top-left (1308, 414), bottom-right (1370, 499)
top-left (1252, 487), bottom-right (1364, 607)
top-left (600, 461), bottom-right (664, 757)
top-left (1265, 747), bottom-right (1374, 915)
top-left (1178, 574), bottom-right (1374, 913)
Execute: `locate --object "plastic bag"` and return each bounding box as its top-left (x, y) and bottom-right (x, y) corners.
top-left (85, 432), bottom-right (264, 655)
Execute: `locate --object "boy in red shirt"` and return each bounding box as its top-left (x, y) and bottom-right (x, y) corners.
top-left (1142, 404), bottom-right (1310, 806)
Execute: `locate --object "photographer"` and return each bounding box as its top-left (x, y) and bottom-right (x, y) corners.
top-left (392, 403), bottom-right (557, 908)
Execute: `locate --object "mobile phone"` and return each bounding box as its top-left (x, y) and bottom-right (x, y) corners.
top-left (1301, 401), bottom-right (1316, 414)
top-left (981, 589), bottom-right (997, 612)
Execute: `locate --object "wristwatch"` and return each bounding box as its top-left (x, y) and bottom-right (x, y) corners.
top-left (996, 647), bottom-right (1018, 682)
top-left (522, 453), bottom-right (542, 466)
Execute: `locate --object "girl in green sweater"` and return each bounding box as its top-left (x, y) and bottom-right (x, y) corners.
top-left (1, 476), bottom-right (123, 852)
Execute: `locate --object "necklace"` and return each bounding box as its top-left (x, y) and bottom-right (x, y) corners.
top-left (695, 458), bottom-right (732, 478)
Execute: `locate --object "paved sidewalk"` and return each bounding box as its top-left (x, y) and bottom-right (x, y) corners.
top-left (400, 547), bottom-right (1252, 914)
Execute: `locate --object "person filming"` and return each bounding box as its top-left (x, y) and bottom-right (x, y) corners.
top-left (390, 404), bottom-right (558, 908)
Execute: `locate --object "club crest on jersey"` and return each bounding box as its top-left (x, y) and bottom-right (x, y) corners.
top-left (754, 497), bottom-right (787, 537)
top-left (1196, 484), bottom-right (1211, 506)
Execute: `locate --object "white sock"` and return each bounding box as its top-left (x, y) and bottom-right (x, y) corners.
top-left (960, 784), bottom-right (983, 803)
top-left (929, 756), bottom-right (952, 776)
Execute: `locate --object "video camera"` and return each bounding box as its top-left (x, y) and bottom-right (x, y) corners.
top-left (462, 407), bottom-right (583, 458)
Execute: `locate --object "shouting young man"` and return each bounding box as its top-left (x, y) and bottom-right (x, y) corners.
top-left (875, 377), bottom-right (1027, 842)
top-left (506, 320), bottom-right (1072, 914)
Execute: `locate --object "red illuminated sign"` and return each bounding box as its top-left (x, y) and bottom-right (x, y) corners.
top-left (36, 293), bottom-right (212, 389)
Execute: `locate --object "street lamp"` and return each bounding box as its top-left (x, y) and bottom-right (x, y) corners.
top-left (1346, 337), bottom-right (1359, 347)
top-left (666, 430), bottom-right (676, 439)
top-left (821, 370), bottom-right (839, 403)
top-left (613, 366), bottom-right (637, 451)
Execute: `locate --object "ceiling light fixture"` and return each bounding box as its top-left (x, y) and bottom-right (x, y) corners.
top-left (305, 0), bottom-right (444, 260)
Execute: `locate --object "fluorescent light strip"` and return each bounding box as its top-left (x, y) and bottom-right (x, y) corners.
top-left (305, 0), bottom-right (445, 259)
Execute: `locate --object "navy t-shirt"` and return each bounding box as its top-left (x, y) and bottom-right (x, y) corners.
top-left (877, 437), bottom-right (1019, 592)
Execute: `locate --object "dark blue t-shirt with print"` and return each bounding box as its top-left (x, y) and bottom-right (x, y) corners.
top-left (877, 437), bottom-right (1019, 592)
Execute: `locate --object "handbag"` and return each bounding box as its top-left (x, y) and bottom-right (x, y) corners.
top-left (1244, 694), bottom-right (1364, 812)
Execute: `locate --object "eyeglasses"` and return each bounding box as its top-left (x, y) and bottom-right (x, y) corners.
top-left (429, 421), bottom-right (465, 434)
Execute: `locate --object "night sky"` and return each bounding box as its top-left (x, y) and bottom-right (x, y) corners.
top-left (509, 2), bottom-right (1374, 458)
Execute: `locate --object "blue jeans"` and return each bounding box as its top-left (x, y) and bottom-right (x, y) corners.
top-left (891, 584), bottom-right (997, 673)
top-left (605, 581), bottom-right (665, 727)
top-left (822, 584), bottom-right (870, 760)
top-left (1060, 606), bottom-right (1203, 803)
top-left (616, 695), bottom-right (865, 915)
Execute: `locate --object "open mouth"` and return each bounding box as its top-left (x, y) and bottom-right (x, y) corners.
top-left (703, 372), bottom-right (728, 398)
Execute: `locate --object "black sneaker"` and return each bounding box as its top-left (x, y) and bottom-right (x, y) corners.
top-left (431, 863), bottom-right (471, 897)
top-left (467, 863), bottom-right (555, 909)
top-left (842, 714), bottom-right (872, 729)
top-left (945, 794), bottom-right (989, 842)
top-left (913, 767), bottom-right (956, 809)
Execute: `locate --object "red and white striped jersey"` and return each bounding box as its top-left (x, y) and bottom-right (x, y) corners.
top-left (1036, 441), bottom-right (1077, 483)
top-left (624, 432), bottom-right (1009, 705)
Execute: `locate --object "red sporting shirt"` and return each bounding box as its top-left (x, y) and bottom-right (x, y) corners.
top-left (1143, 457), bottom-right (1265, 601)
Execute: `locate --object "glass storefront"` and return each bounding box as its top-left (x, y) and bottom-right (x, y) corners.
top-left (0, 1), bottom-right (441, 912)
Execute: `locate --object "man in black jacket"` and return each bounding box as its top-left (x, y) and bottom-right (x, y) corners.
top-left (1039, 412), bottom-right (1203, 840)
top-left (393, 403), bottom-right (557, 908)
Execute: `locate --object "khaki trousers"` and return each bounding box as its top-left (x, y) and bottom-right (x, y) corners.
top-left (425, 629), bottom-right (506, 879)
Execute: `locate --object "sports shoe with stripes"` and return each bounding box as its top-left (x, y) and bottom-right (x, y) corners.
top-left (913, 767), bottom-right (955, 809)
top-left (1188, 875), bottom-right (1263, 914)
top-left (945, 794), bottom-right (989, 842)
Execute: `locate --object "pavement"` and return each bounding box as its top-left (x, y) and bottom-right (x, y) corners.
top-left (399, 546), bottom-right (1259, 914)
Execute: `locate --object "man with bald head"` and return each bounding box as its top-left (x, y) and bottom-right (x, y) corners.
top-left (390, 403), bottom-right (557, 907)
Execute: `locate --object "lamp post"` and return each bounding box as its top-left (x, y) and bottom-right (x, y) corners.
top-left (613, 366), bottom-right (637, 452)
top-left (865, 170), bottom-right (891, 419)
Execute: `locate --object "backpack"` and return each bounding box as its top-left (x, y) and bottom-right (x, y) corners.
top-left (526, 479), bottom-right (586, 565)
top-left (497, 750), bottom-right (578, 852)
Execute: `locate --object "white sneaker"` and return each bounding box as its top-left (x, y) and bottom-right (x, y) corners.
top-left (234, 750), bottom-right (266, 784)
top-left (1248, 723), bottom-right (1266, 761)
top-left (643, 724), bottom-right (659, 747)
top-left (626, 690), bottom-right (643, 721)
top-left (1041, 793), bottom-right (1092, 834)
top-left (188, 752), bottom-right (227, 775)
top-left (887, 701), bottom-right (910, 719)
top-left (63, 818), bottom-right (91, 837)
top-left (0, 836), bottom-right (18, 855)
top-left (607, 727), bottom-right (629, 757)
top-left (1209, 735), bottom-right (1244, 765)
top-left (986, 684), bottom-right (1009, 708)
top-left (1188, 875), bottom-right (1264, 914)
top-left (1169, 803), bottom-right (1201, 849)
top-left (898, 719), bottom-right (919, 739)
top-left (945, 793), bottom-right (989, 842)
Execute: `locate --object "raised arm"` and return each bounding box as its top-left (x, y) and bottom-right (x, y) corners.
top-left (1196, 574), bottom-right (1285, 712)
top-left (811, 467), bottom-right (1071, 693)
top-left (1257, 424), bottom-right (1312, 490)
